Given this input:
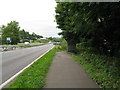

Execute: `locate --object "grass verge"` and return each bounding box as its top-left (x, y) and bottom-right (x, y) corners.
top-left (71, 52), bottom-right (120, 88)
top-left (1, 43), bottom-right (45, 52)
top-left (1, 43), bottom-right (43, 47)
top-left (7, 47), bottom-right (58, 88)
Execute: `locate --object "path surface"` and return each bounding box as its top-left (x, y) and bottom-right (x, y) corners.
top-left (45, 52), bottom-right (99, 88)
top-left (0, 44), bottom-right (53, 85)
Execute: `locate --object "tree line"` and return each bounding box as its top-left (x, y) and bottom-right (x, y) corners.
top-left (0, 21), bottom-right (43, 45)
top-left (55, 2), bottom-right (120, 57)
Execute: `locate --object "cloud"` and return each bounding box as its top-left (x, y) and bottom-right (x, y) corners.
top-left (0, 0), bottom-right (61, 37)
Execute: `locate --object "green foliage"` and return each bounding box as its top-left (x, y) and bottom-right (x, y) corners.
top-left (19, 30), bottom-right (43, 43)
top-left (71, 51), bottom-right (120, 88)
top-left (75, 42), bottom-right (120, 88)
top-left (2, 21), bottom-right (20, 45)
top-left (55, 2), bottom-right (120, 56)
top-left (34, 40), bottom-right (41, 43)
top-left (76, 41), bottom-right (97, 53)
top-left (55, 2), bottom-right (81, 52)
top-left (8, 47), bottom-right (58, 88)
top-left (1, 21), bottom-right (43, 45)
top-left (30, 32), bottom-right (43, 41)
top-left (60, 39), bottom-right (67, 50)
top-left (47, 37), bottom-right (63, 42)
top-left (54, 39), bottom-right (67, 51)
top-left (40, 39), bottom-right (49, 43)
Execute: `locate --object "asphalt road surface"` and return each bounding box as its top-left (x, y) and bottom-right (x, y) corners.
top-left (45, 52), bottom-right (99, 88)
top-left (0, 44), bottom-right (53, 85)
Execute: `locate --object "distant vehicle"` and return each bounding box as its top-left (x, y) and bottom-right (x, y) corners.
top-left (24, 42), bottom-right (30, 45)
top-left (49, 41), bottom-right (52, 44)
top-left (53, 42), bottom-right (61, 45)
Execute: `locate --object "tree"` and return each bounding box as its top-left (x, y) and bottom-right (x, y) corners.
top-left (47, 37), bottom-right (63, 42)
top-left (55, 2), bottom-right (120, 56)
top-left (19, 30), bottom-right (43, 43)
top-left (19, 29), bottom-right (26, 42)
top-left (55, 2), bottom-right (80, 52)
top-left (2, 21), bottom-right (20, 44)
top-left (29, 32), bottom-right (43, 42)
top-left (1, 21), bottom-right (43, 44)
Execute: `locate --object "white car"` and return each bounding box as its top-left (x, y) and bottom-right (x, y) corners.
top-left (24, 42), bottom-right (30, 45)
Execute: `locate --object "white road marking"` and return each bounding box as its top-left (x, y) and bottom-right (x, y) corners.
top-left (0, 45), bottom-right (54, 89)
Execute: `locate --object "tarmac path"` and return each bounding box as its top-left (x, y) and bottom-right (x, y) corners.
top-left (45, 52), bottom-right (99, 88)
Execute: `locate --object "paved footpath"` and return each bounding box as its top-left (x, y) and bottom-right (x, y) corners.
top-left (45, 52), bottom-right (99, 88)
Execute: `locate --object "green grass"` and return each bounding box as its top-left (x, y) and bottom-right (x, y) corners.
top-left (71, 52), bottom-right (120, 88)
top-left (18, 42), bottom-right (43, 45)
top-left (54, 40), bottom-right (67, 51)
top-left (1, 43), bottom-right (45, 52)
top-left (16, 43), bottom-right (24, 45)
top-left (7, 47), bottom-right (58, 88)
top-left (54, 45), bottom-right (63, 50)
top-left (1, 43), bottom-right (42, 46)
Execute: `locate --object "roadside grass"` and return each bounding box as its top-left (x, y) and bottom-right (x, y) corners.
top-left (18, 42), bottom-right (42, 45)
top-left (1, 43), bottom-right (45, 52)
top-left (1, 42), bottom-right (42, 46)
top-left (54, 40), bottom-right (67, 51)
top-left (54, 45), bottom-right (63, 51)
top-left (7, 46), bottom-right (59, 88)
top-left (17, 43), bottom-right (25, 45)
top-left (71, 52), bottom-right (120, 88)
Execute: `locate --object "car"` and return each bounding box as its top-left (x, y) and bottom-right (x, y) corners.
top-left (24, 42), bottom-right (30, 45)
top-left (53, 42), bottom-right (61, 45)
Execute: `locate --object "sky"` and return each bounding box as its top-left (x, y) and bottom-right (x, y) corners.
top-left (0, 0), bottom-right (61, 37)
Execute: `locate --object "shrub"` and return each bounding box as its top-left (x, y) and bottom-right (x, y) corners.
top-left (72, 51), bottom-right (120, 88)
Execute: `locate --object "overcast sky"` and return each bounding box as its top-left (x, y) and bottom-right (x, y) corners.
top-left (0, 0), bottom-right (61, 37)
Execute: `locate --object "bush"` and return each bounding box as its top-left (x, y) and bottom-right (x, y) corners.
top-left (71, 51), bottom-right (120, 88)
top-left (60, 40), bottom-right (67, 50)
top-left (54, 39), bottom-right (67, 51)
top-left (76, 42), bottom-right (96, 53)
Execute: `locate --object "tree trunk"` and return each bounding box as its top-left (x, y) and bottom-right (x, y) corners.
top-left (67, 40), bottom-right (77, 53)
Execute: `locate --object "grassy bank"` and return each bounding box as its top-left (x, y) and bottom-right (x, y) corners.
top-left (7, 47), bottom-right (58, 88)
top-left (54, 40), bottom-right (67, 51)
top-left (1, 42), bottom-right (42, 47)
top-left (1, 43), bottom-right (45, 52)
top-left (71, 52), bottom-right (120, 88)
top-left (58, 40), bottom-right (120, 88)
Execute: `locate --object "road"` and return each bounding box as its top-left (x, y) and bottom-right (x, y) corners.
top-left (0, 44), bottom-right (53, 85)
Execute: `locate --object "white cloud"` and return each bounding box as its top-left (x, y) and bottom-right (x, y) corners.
top-left (0, 0), bottom-right (61, 37)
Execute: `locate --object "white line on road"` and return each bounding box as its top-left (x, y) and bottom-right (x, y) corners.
top-left (0, 45), bottom-right (55, 89)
